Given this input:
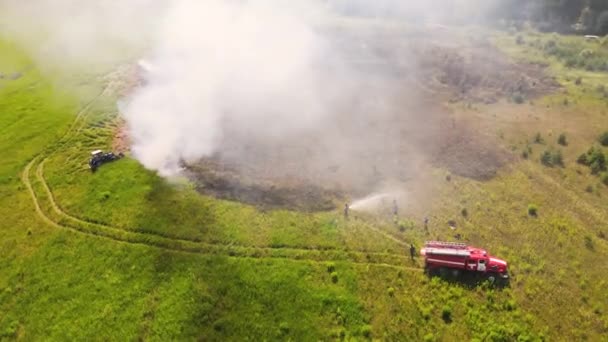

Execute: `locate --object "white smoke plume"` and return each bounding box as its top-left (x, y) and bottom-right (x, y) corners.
top-left (0, 0), bottom-right (165, 71)
top-left (0, 0), bottom-right (504, 179)
top-left (124, 0), bottom-right (330, 175)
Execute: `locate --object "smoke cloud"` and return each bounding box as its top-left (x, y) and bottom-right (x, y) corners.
top-left (0, 0), bottom-right (165, 71)
top-left (0, 0), bottom-right (507, 186)
top-left (124, 0), bottom-right (332, 175)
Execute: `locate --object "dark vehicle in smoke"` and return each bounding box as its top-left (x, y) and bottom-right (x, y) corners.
top-left (89, 150), bottom-right (124, 172)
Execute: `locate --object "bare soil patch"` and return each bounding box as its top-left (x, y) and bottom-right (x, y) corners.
top-left (417, 38), bottom-right (559, 103)
top-left (112, 121), bottom-right (130, 154)
top-left (186, 161), bottom-right (340, 211)
top-left (431, 120), bottom-right (514, 180)
top-left (119, 26), bottom-right (552, 210)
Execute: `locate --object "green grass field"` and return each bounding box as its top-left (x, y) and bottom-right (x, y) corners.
top-left (2, 28), bottom-right (608, 341)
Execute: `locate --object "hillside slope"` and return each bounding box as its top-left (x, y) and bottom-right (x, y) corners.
top-left (1, 27), bottom-right (608, 341)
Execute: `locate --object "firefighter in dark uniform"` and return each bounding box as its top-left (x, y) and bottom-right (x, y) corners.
top-left (409, 244), bottom-right (416, 261)
top-left (344, 203), bottom-right (349, 220)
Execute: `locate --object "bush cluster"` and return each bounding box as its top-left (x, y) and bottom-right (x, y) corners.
top-left (540, 149), bottom-right (564, 167)
top-left (540, 39), bottom-right (608, 71)
top-left (599, 131), bottom-right (608, 146)
top-left (577, 146), bottom-right (606, 174)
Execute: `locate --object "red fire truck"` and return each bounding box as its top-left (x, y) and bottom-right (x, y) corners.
top-left (420, 241), bottom-right (509, 281)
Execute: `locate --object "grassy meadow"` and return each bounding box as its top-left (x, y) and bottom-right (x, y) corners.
top-left (1, 27), bottom-right (608, 341)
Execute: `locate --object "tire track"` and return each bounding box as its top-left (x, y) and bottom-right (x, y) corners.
top-left (22, 157), bottom-right (62, 230)
top-left (25, 157), bottom-right (415, 267)
top-left (361, 222), bottom-right (409, 247)
top-left (36, 158), bottom-right (409, 260)
top-left (21, 86), bottom-right (419, 270)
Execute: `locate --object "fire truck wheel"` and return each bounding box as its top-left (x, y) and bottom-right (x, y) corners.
top-left (487, 275), bottom-right (496, 284)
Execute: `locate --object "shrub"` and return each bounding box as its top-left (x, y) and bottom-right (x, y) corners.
top-left (0, 320), bottom-right (18, 338)
top-left (540, 150), bottom-right (552, 166)
top-left (521, 150), bottom-right (529, 159)
top-left (398, 219), bottom-right (414, 232)
top-left (515, 35), bottom-right (524, 45)
top-left (99, 191), bottom-right (112, 201)
top-left (599, 131), bottom-right (608, 146)
top-left (330, 329), bottom-right (346, 339)
top-left (544, 39), bottom-right (557, 49)
top-left (461, 208), bottom-right (468, 218)
top-left (279, 322), bottom-right (289, 335)
top-left (577, 152), bottom-right (589, 165)
top-left (387, 287), bottom-right (395, 297)
top-left (503, 299), bottom-right (517, 311)
top-left (360, 325), bottom-right (372, 338)
top-left (528, 204), bottom-right (538, 217)
top-left (331, 272), bottom-right (339, 283)
top-left (565, 57), bottom-right (576, 68)
top-left (585, 185), bottom-right (594, 193)
top-left (420, 306), bottom-right (432, 321)
top-left (326, 262), bottom-right (335, 273)
top-left (601, 172), bottom-right (608, 186)
top-left (579, 49), bottom-right (594, 59)
top-left (589, 149), bottom-right (607, 174)
top-left (441, 306), bottom-right (452, 323)
top-left (577, 146), bottom-right (606, 173)
top-left (534, 132), bottom-right (544, 144)
top-left (512, 92), bottom-right (525, 104)
top-left (575, 76), bottom-right (583, 85)
top-left (557, 133), bottom-right (567, 146)
top-left (551, 150), bottom-right (564, 167)
top-left (423, 333), bottom-right (435, 342)
top-left (584, 235), bottom-right (594, 250)
top-left (212, 320), bottom-right (224, 332)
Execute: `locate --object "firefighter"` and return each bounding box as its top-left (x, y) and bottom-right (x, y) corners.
top-left (392, 199), bottom-right (398, 216)
top-left (409, 244), bottom-right (416, 261)
top-left (344, 203), bottom-right (349, 220)
top-left (424, 216), bottom-right (429, 229)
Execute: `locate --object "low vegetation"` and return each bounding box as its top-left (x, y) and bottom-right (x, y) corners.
top-left (540, 149), bottom-right (564, 167)
top-left (2, 19), bottom-right (608, 342)
top-left (577, 146), bottom-right (607, 174)
top-left (527, 204), bottom-right (539, 217)
top-left (557, 133), bottom-right (568, 146)
top-left (599, 131), bottom-right (608, 146)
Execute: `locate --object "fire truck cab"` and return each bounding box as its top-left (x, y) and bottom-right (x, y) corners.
top-left (421, 241), bottom-right (509, 280)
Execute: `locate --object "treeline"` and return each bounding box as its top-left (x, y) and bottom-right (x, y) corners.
top-left (328, 0), bottom-right (608, 35)
top-left (493, 0), bottom-right (608, 34)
